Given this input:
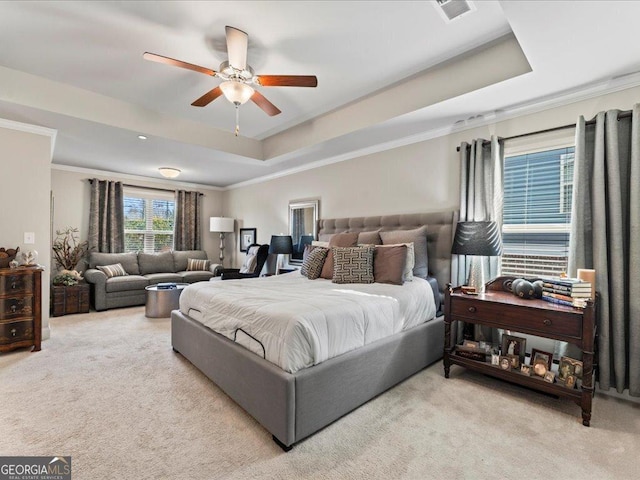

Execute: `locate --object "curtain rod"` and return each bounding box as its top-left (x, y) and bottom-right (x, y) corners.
top-left (455, 110), bottom-right (633, 152)
top-left (87, 179), bottom-right (203, 195)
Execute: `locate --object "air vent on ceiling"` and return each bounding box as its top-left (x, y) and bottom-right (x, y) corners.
top-left (435, 0), bottom-right (475, 22)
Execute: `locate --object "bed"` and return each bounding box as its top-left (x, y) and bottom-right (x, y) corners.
top-left (171, 210), bottom-right (458, 450)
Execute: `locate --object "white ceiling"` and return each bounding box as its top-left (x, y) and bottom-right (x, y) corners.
top-left (1, 1), bottom-right (640, 187)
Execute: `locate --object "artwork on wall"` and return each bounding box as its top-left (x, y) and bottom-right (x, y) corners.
top-left (239, 228), bottom-right (256, 252)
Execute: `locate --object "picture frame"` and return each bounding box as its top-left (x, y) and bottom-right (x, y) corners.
top-left (520, 364), bottom-right (532, 376)
top-left (543, 370), bottom-right (556, 383)
top-left (564, 374), bottom-right (577, 389)
top-left (239, 228), bottom-right (257, 253)
top-left (558, 356), bottom-right (583, 381)
top-left (507, 354), bottom-right (520, 369)
top-left (499, 356), bottom-right (512, 370)
top-left (501, 334), bottom-right (526, 363)
top-left (531, 348), bottom-right (553, 371)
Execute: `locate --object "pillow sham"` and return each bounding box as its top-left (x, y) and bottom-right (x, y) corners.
top-left (379, 242), bottom-right (414, 281)
top-left (380, 226), bottom-right (428, 279)
top-left (357, 230), bottom-right (382, 245)
top-left (320, 232), bottom-right (359, 279)
top-left (301, 247), bottom-right (329, 280)
top-left (332, 245), bottom-right (374, 284)
top-left (311, 240), bottom-right (330, 248)
top-left (96, 263), bottom-right (128, 278)
top-left (373, 244), bottom-right (407, 285)
top-left (186, 258), bottom-right (210, 271)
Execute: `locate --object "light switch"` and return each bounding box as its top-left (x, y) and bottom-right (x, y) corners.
top-left (24, 232), bottom-right (35, 244)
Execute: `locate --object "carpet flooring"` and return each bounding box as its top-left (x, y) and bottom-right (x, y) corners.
top-left (1, 307), bottom-right (638, 479)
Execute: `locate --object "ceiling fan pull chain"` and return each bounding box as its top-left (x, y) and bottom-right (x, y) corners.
top-left (235, 103), bottom-right (240, 136)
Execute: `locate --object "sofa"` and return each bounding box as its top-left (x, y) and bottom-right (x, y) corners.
top-left (84, 250), bottom-right (219, 311)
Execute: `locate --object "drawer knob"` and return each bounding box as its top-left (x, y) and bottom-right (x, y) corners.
top-left (468, 306), bottom-right (477, 313)
top-left (10, 305), bottom-right (17, 313)
top-left (11, 282), bottom-right (17, 289)
top-left (543, 319), bottom-right (552, 326)
top-left (10, 328), bottom-right (16, 336)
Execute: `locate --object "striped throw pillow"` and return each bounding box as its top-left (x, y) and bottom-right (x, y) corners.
top-left (186, 258), bottom-right (210, 271)
top-left (301, 247), bottom-right (328, 279)
top-left (96, 263), bottom-right (128, 278)
top-left (332, 245), bottom-right (374, 284)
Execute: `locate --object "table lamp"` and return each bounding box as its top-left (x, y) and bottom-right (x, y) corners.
top-left (451, 221), bottom-right (502, 293)
top-left (269, 235), bottom-right (293, 275)
top-left (210, 217), bottom-right (235, 267)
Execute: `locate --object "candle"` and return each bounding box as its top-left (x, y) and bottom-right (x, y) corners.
top-left (577, 268), bottom-right (596, 299)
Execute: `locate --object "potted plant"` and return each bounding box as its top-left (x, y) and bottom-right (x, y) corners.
top-left (51, 227), bottom-right (90, 286)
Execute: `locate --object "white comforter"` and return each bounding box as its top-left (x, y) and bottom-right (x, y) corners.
top-left (179, 272), bottom-right (436, 373)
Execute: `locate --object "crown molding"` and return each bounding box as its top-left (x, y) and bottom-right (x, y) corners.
top-left (0, 117), bottom-right (57, 160)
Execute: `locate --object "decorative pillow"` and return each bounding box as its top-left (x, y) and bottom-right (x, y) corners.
top-left (301, 247), bottom-right (329, 280)
top-left (311, 240), bottom-right (330, 247)
top-left (380, 226), bottom-right (428, 279)
top-left (239, 245), bottom-right (260, 274)
top-left (186, 258), bottom-right (210, 271)
top-left (373, 244), bottom-right (407, 285)
top-left (320, 232), bottom-right (359, 279)
top-left (332, 245), bottom-right (374, 284)
top-left (96, 263), bottom-right (128, 278)
top-left (358, 230), bottom-right (382, 245)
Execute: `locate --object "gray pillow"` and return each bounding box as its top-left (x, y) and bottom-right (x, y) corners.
top-left (358, 230), bottom-right (382, 245)
top-left (301, 247), bottom-right (329, 280)
top-left (380, 226), bottom-right (428, 279)
top-left (138, 251), bottom-right (175, 275)
top-left (332, 245), bottom-right (374, 284)
top-left (173, 250), bottom-right (208, 272)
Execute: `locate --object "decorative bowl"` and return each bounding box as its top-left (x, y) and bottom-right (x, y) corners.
top-left (0, 247), bottom-right (20, 268)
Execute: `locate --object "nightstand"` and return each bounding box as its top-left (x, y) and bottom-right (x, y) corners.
top-left (444, 276), bottom-right (597, 426)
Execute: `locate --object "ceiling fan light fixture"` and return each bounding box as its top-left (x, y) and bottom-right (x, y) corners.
top-left (219, 80), bottom-right (254, 105)
top-left (158, 167), bottom-right (181, 178)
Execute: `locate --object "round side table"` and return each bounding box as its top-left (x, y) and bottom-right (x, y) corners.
top-left (145, 283), bottom-right (190, 318)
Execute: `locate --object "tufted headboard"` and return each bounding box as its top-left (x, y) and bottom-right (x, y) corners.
top-left (317, 210), bottom-right (459, 304)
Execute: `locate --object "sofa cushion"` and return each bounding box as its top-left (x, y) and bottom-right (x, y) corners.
top-left (173, 250), bottom-right (208, 272)
top-left (105, 275), bottom-right (149, 293)
top-left (180, 271), bottom-right (214, 283)
top-left (144, 273), bottom-right (182, 284)
top-left (89, 252), bottom-right (140, 275)
top-left (138, 252), bottom-right (175, 275)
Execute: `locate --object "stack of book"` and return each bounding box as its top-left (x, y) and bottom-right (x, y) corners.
top-left (540, 277), bottom-right (591, 308)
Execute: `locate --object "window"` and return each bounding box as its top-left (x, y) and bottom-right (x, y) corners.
top-left (123, 189), bottom-right (175, 253)
top-left (502, 145), bottom-right (575, 277)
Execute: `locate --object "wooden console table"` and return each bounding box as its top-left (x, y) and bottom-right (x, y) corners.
top-left (443, 276), bottom-right (596, 426)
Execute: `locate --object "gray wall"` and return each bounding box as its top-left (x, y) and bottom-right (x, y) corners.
top-left (0, 123), bottom-right (52, 337)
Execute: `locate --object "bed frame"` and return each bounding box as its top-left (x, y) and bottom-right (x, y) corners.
top-left (171, 209), bottom-right (458, 450)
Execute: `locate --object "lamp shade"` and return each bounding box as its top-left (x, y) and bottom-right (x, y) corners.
top-left (209, 217), bottom-right (235, 233)
top-left (451, 221), bottom-right (502, 256)
top-left (269, 235), bottom-right (293, 255)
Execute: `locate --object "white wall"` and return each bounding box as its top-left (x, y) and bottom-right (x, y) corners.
top-left (0, 123), bottom-right (53, 338)
top-left (223, 84), bottom-right (640, 268)
top-left (51, 168), bottom-right (225, 271)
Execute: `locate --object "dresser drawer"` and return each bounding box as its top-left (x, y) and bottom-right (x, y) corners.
top-left (0, 296), bottom-right (34, 320)
top-left (0, 320), bottom-right (34, 345)
top-left (0, 273), bottom-right (34, 295)
top-left (451, 297), bottom-right (582, 338)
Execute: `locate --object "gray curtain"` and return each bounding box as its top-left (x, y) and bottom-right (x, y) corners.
top-left (569, 105), bottom-right (640, 397)
top-left (88, 179), bottom-right (124, 253)
top-left (174, 190), bottom-right (202, 251)
top-left (453, 136), bottom-right (504, 286)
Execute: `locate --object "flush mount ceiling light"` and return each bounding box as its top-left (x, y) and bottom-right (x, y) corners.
top-left (137, 134), bottom-right (147, 140)
top-left (158, 167), bottom-right (181, 179)
top-left (143, 26), bottom-right (317, 136)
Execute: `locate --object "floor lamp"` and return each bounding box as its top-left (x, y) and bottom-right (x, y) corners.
top-left (269, 235), bottom-right (293, 275)
top-left (210, 217), bottom-right (235, 267)
top-left (451, 221), bottom-right (503, 293)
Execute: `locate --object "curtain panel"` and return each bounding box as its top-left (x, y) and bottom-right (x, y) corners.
top-left (174, 190), bottom-right (202, 251)
top-left (569, 105), bottom-right (640, 397)
top-left (453, 136), bottom-right (504, 287)
top-left (88, 179), bottom-right (124, 253)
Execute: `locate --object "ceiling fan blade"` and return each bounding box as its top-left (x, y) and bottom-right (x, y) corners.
top-left (191, 87), bottom-right (223, 107)
top-left (256, 75), bottom-right (318, 87)
top-left (225, 26), bottom-right (248, 70)
top-left (250, 91), bottom-right (281, 116)
top-left (143, 52), bottom-right (216, 76)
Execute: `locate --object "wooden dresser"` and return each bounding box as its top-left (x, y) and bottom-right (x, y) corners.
top-left (0, 266), bottom-right (43, 353)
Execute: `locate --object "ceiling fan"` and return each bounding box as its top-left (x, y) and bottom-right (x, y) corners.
top-left (143, 26), bottom-right (318, 136)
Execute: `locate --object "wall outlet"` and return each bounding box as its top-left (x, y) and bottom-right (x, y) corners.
top-left (24, 232), bottom-right (35, 244)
